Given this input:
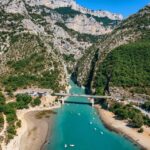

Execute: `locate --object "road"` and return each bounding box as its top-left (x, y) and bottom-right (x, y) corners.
top-left (54, 93), bottom-right (112, 99)
top-left (134, 106), bottom-right (150, 118)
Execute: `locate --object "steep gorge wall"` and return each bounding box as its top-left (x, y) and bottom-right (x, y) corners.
top-left (74, 5), bottom-right (150, 94)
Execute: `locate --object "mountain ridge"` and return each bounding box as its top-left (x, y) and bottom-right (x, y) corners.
top-left (74, 5), bottom-right (150, 95)
top-left (0, 0), bottom-right (122, 35)
top-left (24, 0), bottom-right (123, 20)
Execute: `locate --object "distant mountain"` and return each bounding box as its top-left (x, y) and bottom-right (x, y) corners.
top-left (0, 0), bottom-right (122, 35)
top-left (24, 0), bottom-right (123, 20)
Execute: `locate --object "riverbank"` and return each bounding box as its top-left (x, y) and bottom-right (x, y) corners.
top-left (4, 105), bottom-right (60, 150)
top-left (95, 105), bottom-right (150, 150)
top-left (20, 110), bottom-right (55, 150)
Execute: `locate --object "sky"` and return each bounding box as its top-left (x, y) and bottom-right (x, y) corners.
top-left (76, 0), bottom-right (150, 18)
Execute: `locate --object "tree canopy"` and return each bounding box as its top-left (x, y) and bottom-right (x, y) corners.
top-left (95, 40), bottom-right (150, 95)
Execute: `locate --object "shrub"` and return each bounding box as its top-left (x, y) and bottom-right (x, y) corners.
top-left (138, 128), bottom-right (144, 133)
top-left (16, 94), bottom-right (32, 109)
top-left (141, 100), bottom-right (150, 111)
top-left (115, 108), bottom-right (128, 120)
top-left (16, 120), bottom-right (21, 128)
top-left (109, 101), bottom-right (147, 128)
top-left (6, 113), bottom-right (17, 124)
top-left (0, 92), bottom-right (5, 105)
top-left (3, 103), bottom-right (16, 115)
top-left (7, 125), bottom-right (16, 135)
top-left (31, 97), bottom-right (41, 107)
top-left (130, 113), bottom-right (144, 128)
top-left (16, 94), bottom-right (32, 103)
top-left (0, 114), bottom-right (4, 124)
top-left (143, 115), bottom-right (150, 127)
top-left (7, 133), bottom-right (14, 141)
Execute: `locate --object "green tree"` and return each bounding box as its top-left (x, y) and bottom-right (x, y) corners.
top-left (16, 94), bottom-right (32, 109)
top-left (7, 125), bottom-right (16, 135)
top-left (131, 113), bottom-right (144, 128)
top-left (31, 97), bottom-right (41, 107)
top-left (0, 114), bottom-right (4, 124)
top-left (3, 103), bottom-right (16, 115)
top-left (95, 41), bottom-right (150, 95)
top-left (16, 120), bottom-right (21, 128)
top-left (142, 101), bottom-right (150, 111)
top-left (0, 92), bottom-right (5, 105)
top-left (115, 108), bottom-right (128, 120)
top-left (6, 113), bottom-right (17, 124)
top-left (0, 105), bottom-right (4, 112)
top-left (16, 94), bottom-right (32, 104)
top-left (138, 128), bottom-right (144, 133)
top-left (143, 115), bottom-right (150, 127)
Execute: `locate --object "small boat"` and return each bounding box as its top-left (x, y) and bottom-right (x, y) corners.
top-left (77, 113), bottom-right (81, 116)
top-left (100, 131), bottom-right (104, 135)
top-left (69, 144), bottom-right (75, 147)
top-left (90, 122), bottom-right (93, 125)
top-left (94, 128), bottom-right (97, 131)
top-left (64, 144), bottom-right (67, 148)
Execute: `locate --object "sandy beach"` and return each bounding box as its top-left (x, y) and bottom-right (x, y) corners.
top-left (3, 105), bottom-right (60, 150)
top-left (95, 105), bottom-right (150, 150)
top-left (1, 85), bottom-right (69, 150)
top-left (19, 111), bottom-right (55, 150)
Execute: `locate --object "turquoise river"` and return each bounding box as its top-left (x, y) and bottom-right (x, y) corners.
top-left (46, 80), bottom-right (139, 150)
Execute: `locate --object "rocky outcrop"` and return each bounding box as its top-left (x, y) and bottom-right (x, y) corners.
top-left (0, 2), bottom-right (91, 63)
top-left (65, 14), bottom-right (112, 35)
top-left (1, 0), bottom-right (28, 15)
top-left (22, 19), bottom-right (45, 34)
top-left (24, 0), bottom-right (123, 20)
top-left (0, 0), bottom-right (122, 36)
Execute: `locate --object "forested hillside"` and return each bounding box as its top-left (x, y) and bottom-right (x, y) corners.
top-left (94, 40), bottom-right (150, 95)
top-left (75, 5), bottom-right (150, 97)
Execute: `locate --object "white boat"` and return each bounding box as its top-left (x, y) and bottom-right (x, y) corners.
top-left (100, 131), bottom-right (104, 135)
top-left (90, 122), bottom-right (93, 125)
top-left (69, 144), bottom-right (75, 147)
top-left (94, 128), bottom-right (97, 131)
top-left (77, 113), bottom-right (81, 116)
top-left (64, 144), bottom-right (67, 148)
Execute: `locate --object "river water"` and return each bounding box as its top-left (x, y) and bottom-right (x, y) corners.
top-left (46, 80), bottom-right (139, 150)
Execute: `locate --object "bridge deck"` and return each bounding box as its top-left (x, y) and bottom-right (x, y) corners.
top-left (54, 93), bottom-right (112, 99)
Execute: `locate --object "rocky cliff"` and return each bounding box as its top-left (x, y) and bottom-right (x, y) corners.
top-left (24, 0), bottom-right (123, 20)
top-left (0, 0), bottom-right (122, 92)
top-left (0, 0), bottom-right (122, 35)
